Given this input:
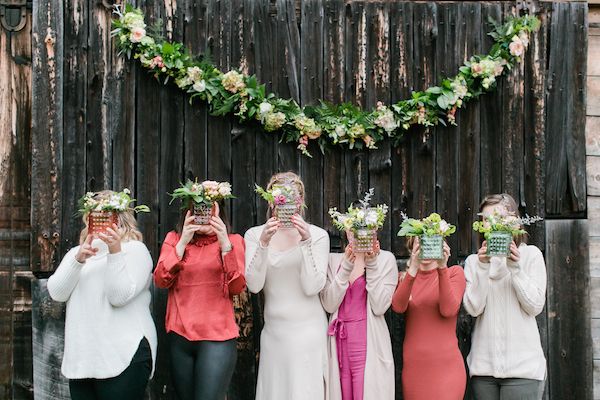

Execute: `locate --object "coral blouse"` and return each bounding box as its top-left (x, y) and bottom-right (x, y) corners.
top-left (154, 231), bottom-right (246, 341)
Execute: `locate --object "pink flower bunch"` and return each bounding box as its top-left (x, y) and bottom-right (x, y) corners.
top-left (150, 56), bottom-right (164, 69)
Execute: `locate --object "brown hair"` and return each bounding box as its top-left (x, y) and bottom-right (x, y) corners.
top-left (265, 171), bottom-right (306, 218)
top-left (478, 193), bottom-right (526, 246)
top-left (79, 190), bottom-right (144, 244)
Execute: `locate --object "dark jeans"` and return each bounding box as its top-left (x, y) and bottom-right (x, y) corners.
top-left (168, 332), bottom-right (237, 400)
top-left (69, 337), bottom-right (152, 400)
top-left (471, 376), bottom-right (545, 400)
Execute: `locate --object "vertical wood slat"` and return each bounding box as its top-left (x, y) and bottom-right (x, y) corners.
top-left (31, 0), bottom-right (64, 273)
top-left (322, 0), bottom-right (345, 251)
top-left (545, 2), bottom-right (587, 217)
top-left (300, 0), bottom-right (324, 226)
top-left (366, 1), bottom-right (392, 251)
top-left (546, 220), bottom-right (592, 400)
top-left (183, 0), bottom-right (209, 181)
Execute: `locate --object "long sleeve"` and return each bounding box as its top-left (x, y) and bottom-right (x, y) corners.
top-left (222, 234), bottom-right (246, 296)
top-left (154, 232), bottom-right (185, 289)
top-left (365, 251), bottom-right (399, 316)
top-left (391, 272), bottom-right (415, 313)
top-left (320, 254), bottom-right (353, 313)
top-left (298, 227), bottom-right (330, 297)
top-left (47, 248), bottom-right (84, 302)
top-left (438, 266), bottom-right (466, 318)
top-left (244, 226), bottom-right (269, 293)
top-left (104, 241), bottom-right (153, 307)
top-left (463, 255), bottom-right (491, 317)
top-left (508, 246), bottom-right (547, 316)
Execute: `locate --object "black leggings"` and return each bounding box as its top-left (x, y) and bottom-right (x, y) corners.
top-left (168, 332), bottom-right (237, 400)
top-left (69, 338), bottom-right (152, 400)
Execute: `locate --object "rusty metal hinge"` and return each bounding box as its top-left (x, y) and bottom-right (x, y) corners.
top-left (0, 0), bottom-right (31, 33)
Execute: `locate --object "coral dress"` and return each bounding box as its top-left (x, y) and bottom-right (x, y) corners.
top-left (391, 266), bottom-right (467, 400)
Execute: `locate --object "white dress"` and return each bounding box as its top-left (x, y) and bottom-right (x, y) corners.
top-left (244, 224), bottom-right (330, 400)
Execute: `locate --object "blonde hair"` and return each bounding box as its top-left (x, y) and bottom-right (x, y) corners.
top-left (266, 171), bottom-right (306, 217)
top-left (79, 190), bottom-right (144, 244)
top-left (478, 193), bottom-right (526, 246)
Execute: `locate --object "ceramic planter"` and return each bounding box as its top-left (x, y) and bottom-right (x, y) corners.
top-left (192, 202), bottom-right (213, 225)
top-left (351, 228), bottom-right (376, 253)
top-left (275, 203), bottom-right (298, 228)
top-left (88, 211), bottom-right (118, 235)
top-left (419, 234), bottom-right (444, 260)
top-left (486, 231), bottom-right (512, 257)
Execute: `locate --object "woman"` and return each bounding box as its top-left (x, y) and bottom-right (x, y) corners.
top-left (47, 190), bottom-right (157, 400)
top-left (321, 238), bottom-right (397, 400)
top-left (244, 171), bottom-right (330, 400)
top-left (154, 201), bottom-right (245, 400)
top-left (464, 194), bottom-right (546, 400)
top-left (391, 237), bottom-right (466, 400)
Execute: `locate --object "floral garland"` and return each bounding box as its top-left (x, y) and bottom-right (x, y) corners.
top-left (111, 4), bottom-right (540, 157)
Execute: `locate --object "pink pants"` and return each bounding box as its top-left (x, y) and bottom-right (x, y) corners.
top-left (333, 319), bottom-right (367, 400)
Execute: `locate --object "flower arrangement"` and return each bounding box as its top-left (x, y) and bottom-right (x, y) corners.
top-left (255, 183), bottom-right (304, 228)
top-left (78, 189), bottom-right (150, 235)
top-left (78, 188), bottom-right (150, 215)
top-left (329, 189), bottom-right (388, 252)
top-left (472, 211), bottom-right (543, 256)
top-left (111, 4), bottom-right (540, 156)
top-left (397, 212), bottom-right (456, 260)
top-left (170, 179), bottom-right (234, 224)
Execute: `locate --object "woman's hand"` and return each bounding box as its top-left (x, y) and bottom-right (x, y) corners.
top-left (508, 241), bottom-right (521, 264)
top-left (260, 217), bottom-right (280, 247)
top-left (437, 241), bottom-right (451, 269)
top-left (365, 240), bottom-right (381, 263)
top-left (407, 238), bottom-right (421, 277)
top-left (75, 235), bottom-right (98, 263)
top-left (292, 214), bottom-right (311, 241)
top-left (209, 203), bottom-right (231, 252)
top-left (477, 240), bottom-right (490, 264)
top-left (98, 224), bottom-right (123, 254)
top-left (343, 243), bottom-right (356, 265)
top-left (176, 211), bottom-right (203, 258)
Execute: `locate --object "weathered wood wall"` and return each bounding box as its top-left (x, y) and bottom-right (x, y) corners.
top-left (0, 1), bottom-right (586, 400)
top-left (0, 2), bottom-right (33, 399)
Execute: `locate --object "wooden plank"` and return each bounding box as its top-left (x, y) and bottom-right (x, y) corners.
top-left (590, 236), bottom-right (600, 278)
top-left (61, 0), bottom-right (88, 256)
top-left (85, 1), bottom-right (113, 191)
top-left (390, 2), bottom-right (414, 259)
top-left (322, 0), bottom-right (346, 251)
top-left (31, 279), bottom-right (69, 400)
top-left (12, 272), bottom-right (33, 399)
top-left (593, 318), bottom-right (600, 359)
top-left (546, 2), bottom-right (588, 216)
top-left (299, 0), bottom-right (324, 227)
top-left (546, 219), bottom-right (592, 400)
top-left (434, 3), bottom-right (460, 262)
top-left (590, 197), bottom-right (600, 237)
top-left (343, 2), bottom-right (369, 222)
top-left (589, 34), bottom-right (600, 77)
top-left (183, 0), bottom-right (209, 181)
top-left (365, 1), bottom-right (392, 251)
top-left (275, 0), bottom-right (301, 173)
top-left (31, 0), bottom-right (64, 273)
top-left (588, 156), bottom-right (600, 196)
top-left (523, 3), bottom-right (548, 250)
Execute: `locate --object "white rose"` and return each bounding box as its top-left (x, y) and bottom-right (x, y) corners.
top-left (272, 188), bottom-right (282, 197)
top-left (357, 210), bottom-right (365, 220)
top-left (439, 220), bottom-right (449, 233)
top-left (193, 80), bottom-right (206, 93)
top-left (259, 101), bottom-right (272, 115)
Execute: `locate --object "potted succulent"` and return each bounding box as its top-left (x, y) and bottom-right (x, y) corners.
top-left (473, 211), bottom-right (543, 257)
top-left (170, 179), bottom-right (234, 224)
top-left (329, 189), bottom-right (388, 253)
top-left (397, 212), bottom-right (456, 260)
top-left (255, 183), bottom-right (304, 228)
top-left (78, 189), bottom-right (150, 235)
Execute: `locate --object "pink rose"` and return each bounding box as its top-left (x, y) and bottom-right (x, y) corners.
top-left (471, 63), bottom-right (483, 76)
top-left (274, 195), bottom-right (287, 205)
top-left (299, 135), bottom-right (309, 146)
top-left (129, 27), bottom-right (146, 43)
top-left (509, 38), bottom-right (525, 57)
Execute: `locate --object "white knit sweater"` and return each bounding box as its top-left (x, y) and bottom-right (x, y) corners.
top-left (47, 239), bottom-right (157, 379)
top-left (463, 244), bottom-right (547, 380)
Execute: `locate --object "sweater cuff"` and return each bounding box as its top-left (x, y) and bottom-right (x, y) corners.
top-left (365, 256), bottom-right (378, 270)
top-left (222, 250), bottom-right (240, 276)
